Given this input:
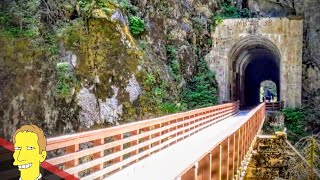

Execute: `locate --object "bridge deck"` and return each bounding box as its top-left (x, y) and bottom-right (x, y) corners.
top-left (107, 111), bottom-right (252, 180)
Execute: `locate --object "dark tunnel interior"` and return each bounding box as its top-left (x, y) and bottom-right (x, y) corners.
top-left (243, 49), bottom-right (280, 107)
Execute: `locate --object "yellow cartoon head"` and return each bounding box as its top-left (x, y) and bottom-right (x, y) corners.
top-left (13, 125), bottom-right (47, 180)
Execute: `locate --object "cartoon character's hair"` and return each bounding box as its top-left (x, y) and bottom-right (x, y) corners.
top-left (13, 125), bottom-right (47, 153)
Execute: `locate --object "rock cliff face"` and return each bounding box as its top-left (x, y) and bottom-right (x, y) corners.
top-left (0, 4), bottom-right (149, 139)
top-left (0, 0), bottom-right (220, 140)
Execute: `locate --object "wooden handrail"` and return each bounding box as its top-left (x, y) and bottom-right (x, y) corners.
top-left (265, 101), bottom-right (284, 111)
top-left (45, 102), bottom-right (239, 179)
top-left (180, 103), bottom-right (266, 180)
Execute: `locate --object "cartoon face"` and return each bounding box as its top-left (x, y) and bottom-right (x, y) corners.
top-left (13, 131), bottom-right (46, 179)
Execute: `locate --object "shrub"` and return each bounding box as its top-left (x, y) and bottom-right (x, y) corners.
top-left (192, 16), bottom-right (204, 32)
top-left (160, 102), bottom-right (180, 114)
top-left (211, 1), bottom-right (252, 30)
top-left (219, 2), bottom-right (253, 19)
top-left (169, 59), bottom-right (181, 82)
top-left (166, 45), bottom-right (181, 82)
top-left (115, 0), bottom-right (139, 15)
top-left (182, 58), bottom-right (218, 109)
top-left (0, 0), bottom-right (41, 38)
top-left (282, 107), bottom-right (308, 142)
top-left (54, 62), bottom-right (77, 99)
top-left (145, 73), bottom-right (156, 86)
top-left (129, 16), bottom-right (145, 36)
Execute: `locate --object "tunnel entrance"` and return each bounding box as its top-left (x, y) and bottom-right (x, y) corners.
top-left (229, 36), bottom-right (281, 107)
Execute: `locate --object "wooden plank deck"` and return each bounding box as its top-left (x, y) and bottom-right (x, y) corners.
top-left (106, 111), bottom-right (253, 180)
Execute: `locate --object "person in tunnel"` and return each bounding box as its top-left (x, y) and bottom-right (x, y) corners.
top-left (264, 89), bottom-right (274, 102)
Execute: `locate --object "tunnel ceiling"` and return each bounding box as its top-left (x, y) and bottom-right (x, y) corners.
top-left (230, 37), bottom-right (281, 107)
top-left (244, 49), bottom-right (280, 106)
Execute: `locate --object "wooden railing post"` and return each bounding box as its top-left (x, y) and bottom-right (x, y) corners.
top-left (154, 124), bottom-right (161, 145)
top-left (93, 138), bottom-right (104, 179)
top-left (219, 144), bottom-right (223, 180)
top-left (113, 134), bottom-right (123, 171)
top-left (130, 130), bottom-right (139, 161)
top-left (181, 163), bottom-right (198, 180)
top-left (211, 146), bottom-right (220, 180)
top-left (184, 116), bottom-right (191, 136)
top-left (235, 130), bottom-right (240, 179)
top-left (229, 134), bottom-right (235, 180)
top-left (221, 139), bottom-right (229, 180)
top-left (65, 144), bottom-right (79, 177)
top-left (143, 127), bottom-right (151, 156)
top-left (198, 153), bottom-right (211, 180)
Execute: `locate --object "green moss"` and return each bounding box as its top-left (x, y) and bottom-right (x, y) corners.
top-left (58, 9), bottom-right (142, 103)
top-left (122, 102), bottom-right (138, 122)
top-left (57, 20), bottom-right (85, 49)
top-left (0, 37), bottom-right (43, 73)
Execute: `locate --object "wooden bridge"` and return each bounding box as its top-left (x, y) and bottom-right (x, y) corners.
top-left (40, 102), bottom-right (266, 180)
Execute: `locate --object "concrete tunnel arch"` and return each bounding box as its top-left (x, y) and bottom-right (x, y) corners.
top-left (228, 35), bottom-right (281, 107)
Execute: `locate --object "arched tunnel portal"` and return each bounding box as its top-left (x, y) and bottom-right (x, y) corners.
top-left (229, 36), bottom-right (281, 107)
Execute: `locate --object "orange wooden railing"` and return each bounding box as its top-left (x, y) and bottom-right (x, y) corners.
top-left (265, 101), bottom-right (284, 111)
top-left (46, 102), bottom-right (239, 179)
top-left (180, 103), bottom-right (266, 180)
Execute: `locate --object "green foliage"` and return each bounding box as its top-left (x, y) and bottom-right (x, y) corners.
top-left (138, 40), bottom-right (148, 50)
top-left (260, 80), bottom-right (277, 101)
top-left (283, 108), bottom-right (309, 141)
top-left (211, 1), bottom-right (252, 30)
top-left (160, 102), bottom-right (181, 114)
top-left (182, 58), bottom-right (218, 109)
top-left (54, 62), bottom-right (78, 99)
top-left (44, 32), bottom-right (60, 55)
top-left (167, 34), bottom-right (173, 41)
top-left (166, 45), bottom-right (176, 58)
top-left (261, 80), bottom-right (277, 96)
top-left (169, 59), bottom-right (181, 82)
top-left (166, 45), bottom-right (181, 82)
top-left (293, 135), bottom-right (320, 179)
top-left (78, 0), bottom-right (95, 15)
top-left (206, 38), bottom-right (213, 46)
top-left (273, 125), bottom-right (284, 132)
top-left (145, 73), bottom-right (156, 86)
top-left (113, 0), bottom-right (139, 15)
top-left (192, 16), bottom-right (204, 32)
top-left (140, 71), bottom-right (185, 115)
top-left (129, 16), bottom-right (145, 36)
top-left (0, 0), bottom-right (41, 38)
top-left (78, 0), bottom-right (117, 18)
top-left (219, 2), bottom-right (253, 18)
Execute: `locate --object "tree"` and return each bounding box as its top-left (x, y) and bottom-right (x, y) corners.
top-left (288, 134), bottom-right (320, 179)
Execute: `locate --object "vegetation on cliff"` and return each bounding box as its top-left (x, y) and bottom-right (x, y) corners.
top-left (0, 0), bottom-right (225, 138)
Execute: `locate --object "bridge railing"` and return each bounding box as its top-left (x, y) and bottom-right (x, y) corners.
top-left (46, 102), bottom-right (239, 179)
top-left (265, 101), bottom-right (284, 111)
top-left (180, 103), bottom-right (266, 180)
